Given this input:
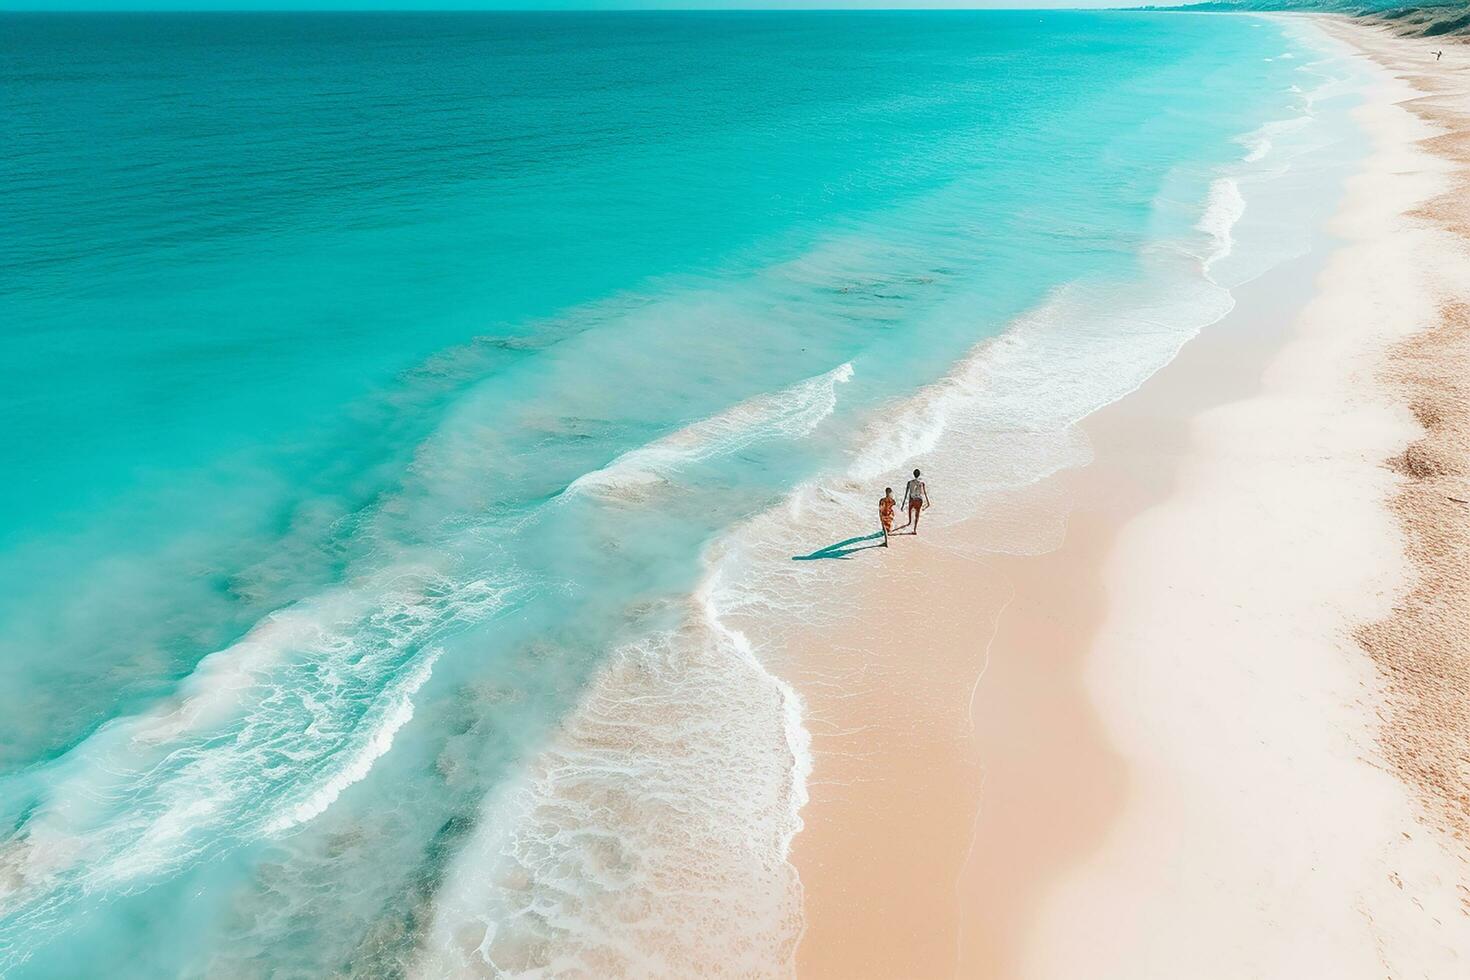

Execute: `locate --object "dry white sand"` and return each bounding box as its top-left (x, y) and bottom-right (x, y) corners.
top-left (1015, 28), bottom-right (1470, 975)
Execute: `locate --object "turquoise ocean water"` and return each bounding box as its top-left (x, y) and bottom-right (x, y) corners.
top-left (1, 11), bottom-right (1365, 976)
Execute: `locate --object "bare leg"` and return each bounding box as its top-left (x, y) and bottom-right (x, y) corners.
top-left (910, 504), bottom-right (921, 533)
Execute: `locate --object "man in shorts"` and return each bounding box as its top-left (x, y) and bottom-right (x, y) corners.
top-left (903, 468), bottom-right (930, 533)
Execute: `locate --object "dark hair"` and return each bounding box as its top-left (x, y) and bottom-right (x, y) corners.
top-left (885, 487), bottom-right (892, 494)
top-left (913, 468), bottom-right (921, 478)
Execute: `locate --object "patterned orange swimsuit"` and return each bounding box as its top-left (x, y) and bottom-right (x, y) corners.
top-left (878, 496), bottom-right (896, 531)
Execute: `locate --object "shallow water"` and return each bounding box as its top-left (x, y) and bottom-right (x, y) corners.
top-left (0, 11), bottom-right (1366, 975)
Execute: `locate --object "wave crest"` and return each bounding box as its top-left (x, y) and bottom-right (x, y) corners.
top-left (566, 363), bottom-right (854, 500)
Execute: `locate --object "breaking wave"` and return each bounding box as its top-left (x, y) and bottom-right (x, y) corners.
top-left (566, 362), bottom-right (854, 500)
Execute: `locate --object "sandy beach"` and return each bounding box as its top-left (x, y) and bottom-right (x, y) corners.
top-left (786, 16), bottom-right (1470, 979)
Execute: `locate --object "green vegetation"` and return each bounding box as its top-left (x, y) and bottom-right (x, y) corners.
top-left (1158, 1), bottom-right (1470, 38)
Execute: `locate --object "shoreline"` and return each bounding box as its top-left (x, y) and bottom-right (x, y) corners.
top-left (787, 15), bottom-right (1470, 978)
top-left (955, 234), bottom-right (1337, 977)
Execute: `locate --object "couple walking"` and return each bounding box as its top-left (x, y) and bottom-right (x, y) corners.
top-left (877, 468), bottom-right (930, 547)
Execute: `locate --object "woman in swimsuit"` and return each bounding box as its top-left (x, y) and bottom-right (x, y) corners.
top-left (878, 487), bottom-right (897, 547)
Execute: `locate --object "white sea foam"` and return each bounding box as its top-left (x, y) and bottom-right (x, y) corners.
top-left (844, 263), bottom-right (1233, 532)
top-left (1198, 177), bottom-right (1247, 275)
top-left (1239, 115), bottom-right (1314, 164)
top-left (413, 564), bottom-right (809, 979)
top-left (1293, 42), bottom-right (1362, 112)
top-left (265, 648), bottom-right (441, 834)
top-left (0, 565), bottom-right (517, 971)
top-left (566, 362), bottom-right (854, 499)
top-left (837, 124), bottom-right (1315, 516)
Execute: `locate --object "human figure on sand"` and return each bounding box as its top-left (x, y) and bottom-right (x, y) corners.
top-left (901, 468), bottom-right (930, 534)
top-left (878, 488), bottom-right (896, 547)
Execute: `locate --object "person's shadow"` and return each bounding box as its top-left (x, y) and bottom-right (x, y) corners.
top-left (791, 531), bottom-right (886, 561)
